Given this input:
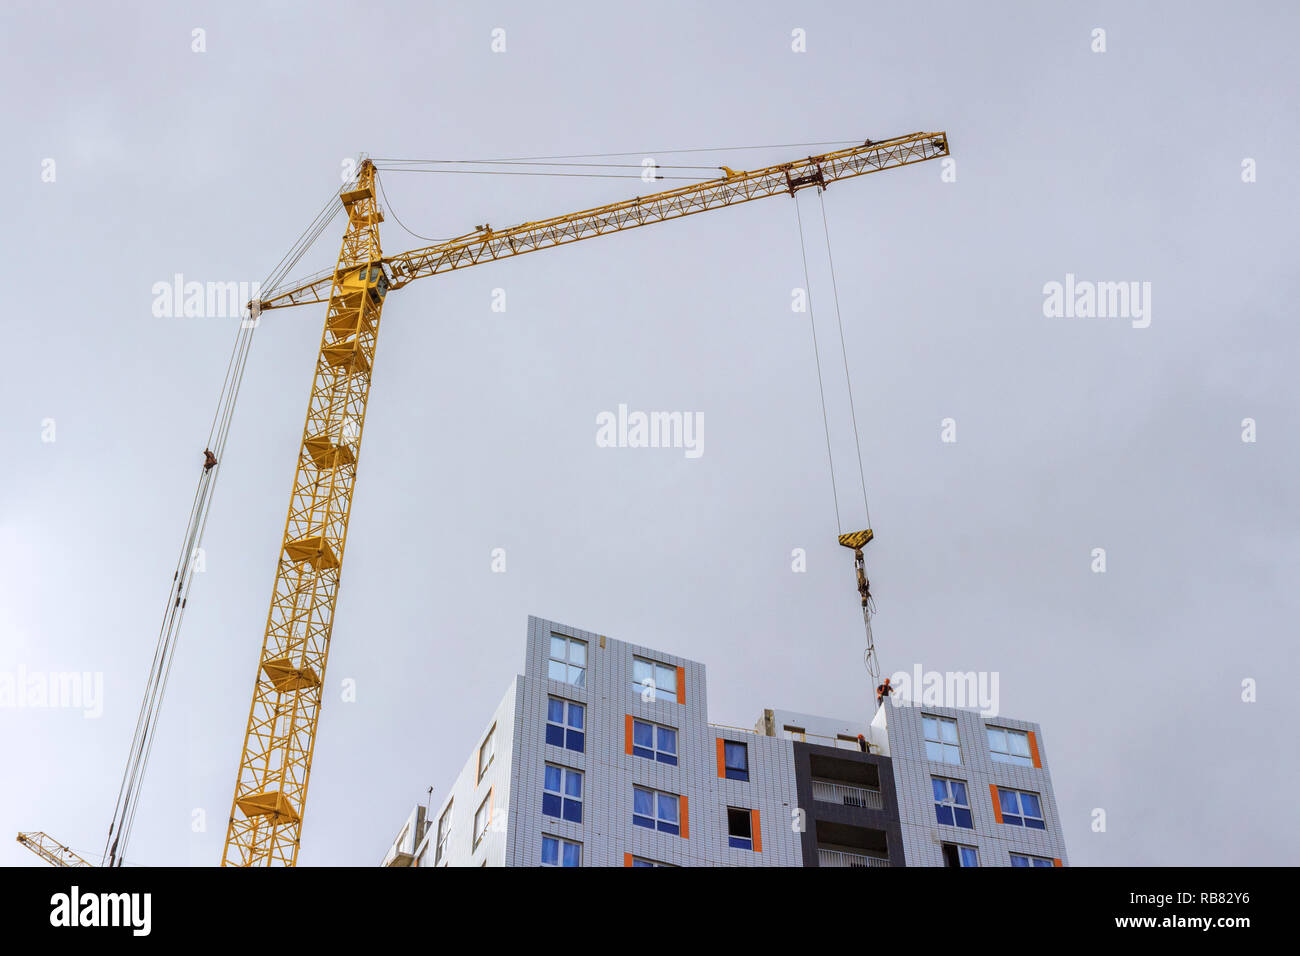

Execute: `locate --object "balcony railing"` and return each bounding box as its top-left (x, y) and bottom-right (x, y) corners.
top-left (811, 778), bottom-right (882, 810)
top-left (818, 847), bottom-right (890, 868)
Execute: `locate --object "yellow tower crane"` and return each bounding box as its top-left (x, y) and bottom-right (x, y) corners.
top-left (19, 131), bottom-right (948, 867)
top-left (16, 832), bottom-right (92, 867)
top-left (225, 131), bottom-right (947, 866)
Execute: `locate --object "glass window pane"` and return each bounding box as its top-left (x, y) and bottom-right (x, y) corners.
top-left (566, 730), bottom-right (584, 752)
top-left (658, 727), bottom-right (677, 754)
top-left (925, 741), bottom-right (943, 761)
top-left (550, 636), bottom-right (566, 661)
top-left (657, 664), bottom-right (676, 694)
top-left (633, 721), bottom-right (654, 748)
top-left (941, 721), bottom-right (958, 744)
top-left (547, 660), bottom-right (567, 682)
top-left (634, 789), bottom-right (653, 816)
top-left (542, 793), bottom-right (560, 817)
top-left (544, 765), bottom-right (561, 791)
top-left (547, 698), bottom-right (563, 723)
top-left (931, 778), bottom-right (947, 801)
top-left (565, 772), bottom-right (582, 798)
top-left (935, 805), bottom-right (954, 826)
top-left (987, 728), bottom-right (1005, 751)
top-left (1000, 790), bottom-right (1019, 813)
top-left (954, 808), bottom-right (973, 828)
top-left (633, 659), bottom-right (652, 684)
top-left (923, 717), bottom-right (937, 739)
top-left (561, 842), bottom-right (580, 867)
top-left (960, 847), bottom-right (978, 867)
top-left (541, 837), bottom-right (558, 865)
top-left (568, 703), bottom-right (584, 730)
top-left (568, 664), bottom-right (585, 687)
top-left (1011, 732), bottom-right (1031, 756)
top-left (1021, 793), bottom-right (1042, 818)
top-left (658, 794), bottom-right (678, 823)
top-left (545, 724), bottom-right (564, 747)
top-left (568, 640), bottom-right (586, 665)
top-left (950, 781), bottom-right (967, 805)
top-left (1011, 854), bottom-right (1029, 867)
top-left (563, 800), bottom-right (582, 824)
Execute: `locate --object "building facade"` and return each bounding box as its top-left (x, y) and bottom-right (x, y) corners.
top-left (384, 616), bottom-right (1067, 868)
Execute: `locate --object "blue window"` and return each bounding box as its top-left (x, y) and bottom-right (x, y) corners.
top-left (1010, 853), bottom-right (1055, 867)
top-left (943, 842), bottom-right (979, 867)
top-left (631, 857), bottom-right (673, 867)
top-left (631, 657), bottom-right (678, 703)
top-left (932, 777), bottom-right (973, 829)
top-left (632, 720), bottom-right (678, 765)
top-left (999, 789), bottom-right (1046, 829)
top-left (987, 727), bottom-right (1034, 767)
top-left (542, 765), bottom-right (583, 824)
top-left (633, 787), bottom-right (680, 836)
top-left (724, 741), bottom-right (749, 781)
top-left (547, 634), bottom-right (587, 687)
top-left (545, 697), bottom-right (585, 753)
top-left (541, 835), bottom-right (581, 867)
top-left (726, 807), bottom-right (753, 850)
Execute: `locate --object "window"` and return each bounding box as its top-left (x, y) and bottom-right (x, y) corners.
top-left (632, 719), bottom-right (678, 765)
top-left (998, 788), bottom-right (1046, 829)
top-left (434, 802), bottom-right (453, 865)
top-left (942, 843), bottom-right (979, 867)
top-left (473, 792), bottom-right (492, 849)
top-left (723, 741), bottom-right (749, 782)
top-left (542, 765), bottom-right (583, 824)
top-left (541, 835), bottom-right (581, 867)
top-left (932, 777), bottom-right (974, 829)
top-left (477, 725), bottom-right (495, 782)
top-left (923, 715), bottom-right (961, 764)
top-left (726, 807), bottom-right (753, 850)
top-left (548, 633), bottom-right (587, 687)
top-left (987, 727), bottom-right (1034, 767)
top-left (633, 787), bottom-right (680, 835)
top-left (631, 857), bottom-right (675, 867)
top-left (1010, 852), bottom-right (1056, 868)
top-left (631, 656), bottom-right (678, 703)
top-left (545, 697), bottom-right (585, 753)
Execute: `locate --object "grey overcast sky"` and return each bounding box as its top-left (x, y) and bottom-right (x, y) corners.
top-left (2, 0), bottom-right (1297, 867)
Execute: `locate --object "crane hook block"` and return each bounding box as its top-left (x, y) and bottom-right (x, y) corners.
top-left (837, 529), bottom-right (874, 550)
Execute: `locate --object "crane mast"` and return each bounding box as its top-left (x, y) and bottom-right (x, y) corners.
top-left (222, 160), bottom-right (387, 866)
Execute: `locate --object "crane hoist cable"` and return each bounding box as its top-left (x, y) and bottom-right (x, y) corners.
top-left (793, 187), bottom-right (882, 689)
top-left (101, 185), bottom-right (344, 866)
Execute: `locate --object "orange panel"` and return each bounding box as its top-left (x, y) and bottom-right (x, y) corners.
top-left (680, 796), bottom-right (689, 839)
top-left (1053, 858), bottom-right (1063, 867)
top-left (989, 784), bottom-right (1003, 823)
top-left (1027, 731), bottom-right (1042, 768)
top-left (716, 738), bottom-right (726, 777)
top-left (676, 666), bottom-right (686, 704)
top-left (624, 852), bottom-right (634, 867)
top-left (624, 714), bottom-right (633, 755)
top-left (751, 809), bottom-right (762, 853)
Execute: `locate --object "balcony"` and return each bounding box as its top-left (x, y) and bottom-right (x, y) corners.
top-left (811, 778), bottom-right (882, 811)
top-left (818, 847), bottom-right (890, 868)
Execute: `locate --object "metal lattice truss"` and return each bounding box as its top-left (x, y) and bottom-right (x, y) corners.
top-left (260, 132), bottom-right (949, 311)
top-left (222, 162), bottom-right (386, 867)
top-left (17, 832), bottom-right (92, 867)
